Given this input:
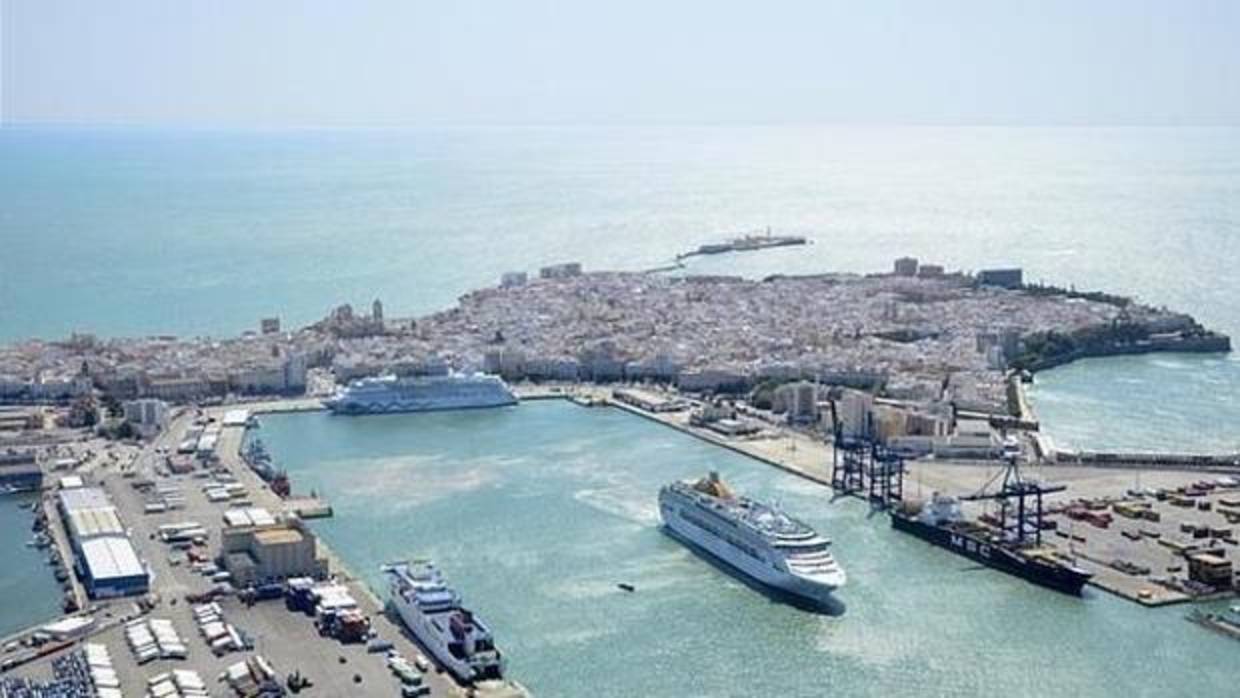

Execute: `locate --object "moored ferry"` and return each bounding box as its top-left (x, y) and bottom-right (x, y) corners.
top-left (381, 560), bottom-right (505, 684)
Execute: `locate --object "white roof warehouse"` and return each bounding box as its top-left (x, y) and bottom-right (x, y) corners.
top-left (57, 486), bottom-right (150, 598)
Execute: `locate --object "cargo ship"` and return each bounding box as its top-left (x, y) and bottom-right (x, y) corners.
top-left (892, 493), bottom-right (1092, 595)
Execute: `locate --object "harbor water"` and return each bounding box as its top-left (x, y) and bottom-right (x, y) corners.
top-left (3, 125), bottom-right (1240, 682)
top-left (258, 402), bottom-right (1234, 698)
top-left (1027, 352), bottom-right (1240, 454)
top-left (0, 494), bottom-right (64, 639)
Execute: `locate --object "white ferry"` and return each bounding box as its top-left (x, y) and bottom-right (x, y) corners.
top-left (381, 560), bottom-right (505, 684)
top-left (659, 472), bottom-right (846, 603)
top-left (324, 373), bottom-right (517, 415)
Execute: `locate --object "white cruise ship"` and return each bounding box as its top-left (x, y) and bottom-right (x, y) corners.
top-left (381, 560), bottom-right (505, 684)
top-left (659, 472), bottom-right (846, 603)
top-left (323, 373), bottom-right (517, 415)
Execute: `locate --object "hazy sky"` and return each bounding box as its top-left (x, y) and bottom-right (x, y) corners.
top-left (2, 0), bottom-right (1238, 126)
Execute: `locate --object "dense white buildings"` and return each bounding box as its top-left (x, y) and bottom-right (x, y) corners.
top-left (0, 267), bottom-right (1208, 418)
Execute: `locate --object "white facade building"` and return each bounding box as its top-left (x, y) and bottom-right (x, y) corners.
top-left (124, 399), bottom-right (170, 437)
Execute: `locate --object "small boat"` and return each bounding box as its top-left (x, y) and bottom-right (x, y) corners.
top-left (617, 583), bottom-right (636, 593)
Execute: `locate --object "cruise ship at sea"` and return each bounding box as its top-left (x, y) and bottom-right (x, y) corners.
top-left (659, 472), bottom-right (846, 603)
top-left (382, 560), bottom-right (505, 684)
top-left (323, 373), bottom-right (517, 415)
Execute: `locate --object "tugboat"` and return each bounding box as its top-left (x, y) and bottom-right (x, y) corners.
top-left (890, 447), bottom-right (1092, 596)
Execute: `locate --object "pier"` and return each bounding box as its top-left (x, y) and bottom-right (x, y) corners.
top-left (1, 407), bottom-right (528, 698)
top-left (641, 230), bottom-right (809, 273)
top-left (674, 229), bottom-right (808, 262)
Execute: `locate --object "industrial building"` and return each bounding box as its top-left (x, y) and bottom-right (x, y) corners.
top-left (611, 387), bottom-right (688, 413)
top-left (57, 486), bottom-right (149, 598)
top-left (500, 271), bottom-right (528, 288)
top-left (977, 268), bottom-right (1024, 289)
top-left (772, 381), bottom-right (820, 424)
top-left (222, 409), bottom-right (252, 427)
top-left (1187, 551), bottom-right (1234, 590)
top-left (539, 261), bottom-right (582, 279)
top-left (123, 398), bottom-right (169, 437)
top-left (0, 406), bottom-right (41, 432)
top-left (220, 511), bottom-right (328, 587)
top-left (893, 256), bottom-right (919, 277)
top-left (0, 449), bottom-right (42, 491)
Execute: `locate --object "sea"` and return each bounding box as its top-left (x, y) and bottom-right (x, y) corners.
top-left (2, 125), bottom-right (1239, 686)
top-left (254, 402), bottom-right (1236, 697)
top-left (0, 494), bottom-right (63, 639)
top-left (2, 125), bottom-right (1239, 449)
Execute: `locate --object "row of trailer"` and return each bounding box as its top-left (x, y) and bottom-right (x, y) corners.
top-left (145, 669), bottom-right (209, 698)
top-left (124, 617), bottom-right (188, 664)
top-left (192, 602), bottom-right (252, 657)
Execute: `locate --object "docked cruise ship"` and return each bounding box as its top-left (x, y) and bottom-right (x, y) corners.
top-left (659, 472), bottom-right (846, 603)
top-left (381, 560), bottom-right (505, 684)
top-left (323, 373), bottom-right (517, 415)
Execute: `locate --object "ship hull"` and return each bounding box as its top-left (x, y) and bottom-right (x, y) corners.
top-left (659, 496), bottom-right (839, 604)
top-left (891, 512), bottom-right (1090, 596)
top-left (326, 395), bottom-right (517, 415)
top-left (388, 596), bottom-right (502, 684)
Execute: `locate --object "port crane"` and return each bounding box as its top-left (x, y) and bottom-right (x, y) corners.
top-left (827, 400), bottom-right (904, 510)
top-left (960, 438), bottom-right (1064, 547)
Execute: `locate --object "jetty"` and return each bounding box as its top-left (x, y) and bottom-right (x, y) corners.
top-left (675, 228), bottom-right (808, 261)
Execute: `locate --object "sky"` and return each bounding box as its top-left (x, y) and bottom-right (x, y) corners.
top-left (2, 0), bottom-right (1238, 127)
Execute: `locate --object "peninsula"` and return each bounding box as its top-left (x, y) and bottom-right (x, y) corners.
top-left (0, 258), bottom-right (1225, 422)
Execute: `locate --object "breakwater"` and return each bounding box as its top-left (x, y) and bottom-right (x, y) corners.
top-left (1014, 328), bottom-right (1230, 374)
top-left (1056, 449), bottom-right (1240, 472)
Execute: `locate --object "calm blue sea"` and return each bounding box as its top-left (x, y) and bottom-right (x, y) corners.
top-left (0, 494), bottom-right (63, 639)
top-left (257, 403), bottom-right (1236, 698)
top-left (3, 125), bottom-right (1238, 450)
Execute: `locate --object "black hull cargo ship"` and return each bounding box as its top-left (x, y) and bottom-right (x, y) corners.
top-left (892, 495), bottom-right (1092, 596)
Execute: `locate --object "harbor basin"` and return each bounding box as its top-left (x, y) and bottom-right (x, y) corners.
top-left (257, 401), bottom-right (1235, 698)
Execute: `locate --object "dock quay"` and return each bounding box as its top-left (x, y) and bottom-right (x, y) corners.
top-left (6, 373), bottom-right (1240, 695)
top-left (1056, 450), bottom-right (1240, 472)
top-left (511, 384), bottom-right (1240, 608)
top-left (0, 407), bottom-right (528, 698)
top-left (282, 495), bottom-right (333, 519)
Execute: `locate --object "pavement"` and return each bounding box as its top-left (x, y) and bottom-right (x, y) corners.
top-left (6, 407), bottom-right (481, 697)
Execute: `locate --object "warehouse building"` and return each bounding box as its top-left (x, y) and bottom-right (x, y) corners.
top-left (57, 486), bottom-right (150, 598)
top-left (220, 513), bottom-right (328, 587)
top-left (0, 449), bottom-right (42, 491)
